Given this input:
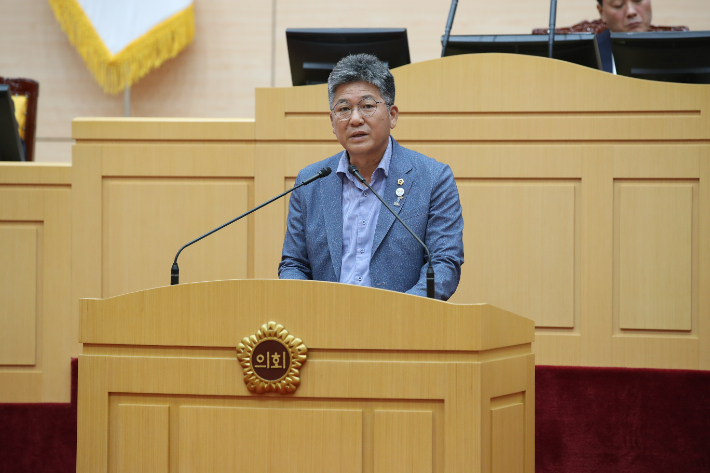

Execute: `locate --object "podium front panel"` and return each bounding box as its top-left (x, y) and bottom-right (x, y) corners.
top-left (76, 280), bottom-right (535, 473)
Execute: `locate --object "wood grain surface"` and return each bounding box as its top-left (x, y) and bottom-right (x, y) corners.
top-left (0, 163), bottom-right (73, 402)
top-left (76, 280), bottom-right (535, 473)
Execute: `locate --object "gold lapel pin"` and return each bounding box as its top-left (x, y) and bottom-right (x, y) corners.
top-left (397, 178), bottom-right (404, 185)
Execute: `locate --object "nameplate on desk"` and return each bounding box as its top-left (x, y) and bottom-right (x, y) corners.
top-left (236, 321), bottom-right (308, 394)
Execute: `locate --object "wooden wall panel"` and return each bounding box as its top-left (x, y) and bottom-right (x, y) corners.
top-left (0, 164), bottom-right (73, 402)
top-left (178, 407), bottom-right (363, 473)
top-left (72, 131), bottom-right (256, 313)
top-left (0, 226), bottom-right (37, 365)
top-left (116, 405), bottom-right (169, 473)
top-left (480, 356), bottom-right (535, 473)
top-left (103, 393), bottom-right (447, 473)
top-left (611, 336), bottom-right (698, 369)
top-left (491, 403), bottom-right (525, 473)
top-left (102, 178), bottom-right (249, 297)
top-left (609, 148), bottom-right (706, 370)
top-left (73, 119), bottom-right (256, 143)
top-left (453, 182), bottom-right (577, 329)
top-left (374, 410), bottom-right (433, 473)
top-left (618, 183), bottom-right (694, 331)
top-left (700, 155), bottom-right (710, 370)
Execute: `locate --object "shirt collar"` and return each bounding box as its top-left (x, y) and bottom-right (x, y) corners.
top-left (336, 136), bottom-right (393, 180)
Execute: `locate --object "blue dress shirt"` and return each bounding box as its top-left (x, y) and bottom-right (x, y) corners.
top-left (336, 137), bottom-right (393, 287)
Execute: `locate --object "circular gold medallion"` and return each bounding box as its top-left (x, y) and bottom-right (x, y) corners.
top-left (236, 322), bottom-right (307, 394)
top-left (252, 339), bottom-right (290, 381)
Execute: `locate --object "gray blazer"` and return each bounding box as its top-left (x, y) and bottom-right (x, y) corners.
top-left (278, 138), bottom-right (464, 300)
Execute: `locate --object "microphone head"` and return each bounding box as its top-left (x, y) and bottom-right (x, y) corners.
top-left (319, 167), bottom-right (332, 177)
top-left (348, 164), bottom-right (359, 175)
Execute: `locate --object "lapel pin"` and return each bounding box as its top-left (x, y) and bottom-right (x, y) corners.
top-left (398, 178), bottom-right (404, 185)
top-left (393, 201), bottom-right (400, 206)
top-left (396, 188), bottom-right (405, 197)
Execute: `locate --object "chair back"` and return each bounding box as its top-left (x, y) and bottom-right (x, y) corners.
top-left (532, 19), bottom-right (689, 35)
top-left (0, 77), bottom-right (39, 162)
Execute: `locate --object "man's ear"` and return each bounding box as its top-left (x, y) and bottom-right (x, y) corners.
top-left (597, 2), bottom-right (604, 19)
top-left (389, 105), bottom-right (399, 129)
top-left (330, 112), bottom-right (336, 134)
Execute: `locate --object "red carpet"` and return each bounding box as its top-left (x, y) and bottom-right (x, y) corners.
top-left (536, 365), bottom-right (710, 473)
top-left (1, 361), bottom-right (709, 472)
top-left (0, 359), bottom-right (77, 473)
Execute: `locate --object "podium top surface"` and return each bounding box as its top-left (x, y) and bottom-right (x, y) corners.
top-left (80, 279), bottom-right (534, 351)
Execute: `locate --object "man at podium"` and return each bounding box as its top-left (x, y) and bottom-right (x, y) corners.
top-left (279, 54), bottom-right (464, 300)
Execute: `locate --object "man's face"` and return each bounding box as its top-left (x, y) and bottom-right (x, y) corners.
top-left (597, 0), bottom-right (652, 32)
top-left (330, 81), bottom-right (398, 161)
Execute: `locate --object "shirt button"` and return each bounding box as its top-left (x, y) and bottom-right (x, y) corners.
top-left (357, 277), bottom-right (362, 281)
top-left (364, 192), bottom-right (368, 196)
top-left (361, 220), bottom-right (366, 225)
top-left (359, 248), bottom-right (365, 254)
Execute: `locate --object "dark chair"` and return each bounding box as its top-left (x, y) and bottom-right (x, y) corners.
top-left (0, 77), bottom-right (39, 162)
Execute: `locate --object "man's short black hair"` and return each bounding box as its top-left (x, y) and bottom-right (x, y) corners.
top-left (597, 0), bottom-right (603, 4)
top-left (327, 54), bottom-right (395, 107)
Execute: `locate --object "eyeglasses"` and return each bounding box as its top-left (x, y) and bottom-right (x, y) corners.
top-left (331, 98), bottom-right (387, 120)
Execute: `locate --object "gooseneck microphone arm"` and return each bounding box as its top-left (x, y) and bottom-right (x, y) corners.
top-left (548, 0), bottom-right (558, 58)
top-left (170, 167), bottom-right (332, 286)
top-left (441, 0), bottom-right (459, 57)
top-left (348, 165), bottom-right (435, 299)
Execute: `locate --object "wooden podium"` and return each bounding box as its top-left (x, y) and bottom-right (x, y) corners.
top-left (77, 279), bottom-right (535, 473)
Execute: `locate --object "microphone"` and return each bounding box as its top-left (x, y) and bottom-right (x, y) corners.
top-left (348, 164), bottom-right (435, 299)
top-left (170, 167), bottom-right (332, 285)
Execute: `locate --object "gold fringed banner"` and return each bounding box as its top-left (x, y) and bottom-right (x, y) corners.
top-left (48, 0), bottom-right (194, 94)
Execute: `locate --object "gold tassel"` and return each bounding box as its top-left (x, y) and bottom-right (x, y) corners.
top-left (48, 0), bottom-right (194, 94)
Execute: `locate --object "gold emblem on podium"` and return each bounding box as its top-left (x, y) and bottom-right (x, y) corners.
top-left (236, 322), bottom-right (307, 394)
